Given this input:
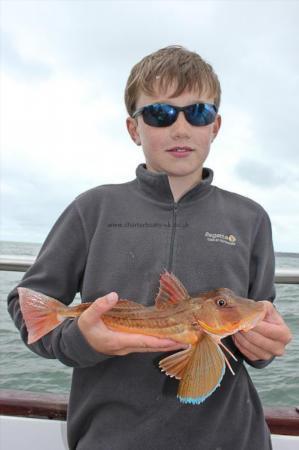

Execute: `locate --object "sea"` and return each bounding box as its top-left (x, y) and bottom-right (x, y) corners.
top-left (0, 240), bottom-right (298, 407)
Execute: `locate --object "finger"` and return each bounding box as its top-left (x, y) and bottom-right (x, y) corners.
top-left (232, 335), bottom-right (260, 361)
top-left (240, 329), bottom-right (282, 356)
top-left (250, 321), bottom-right (291, 343)
top-left (233, 332), bottom-right (274, 360)
top-left (110, 330), bottom-right (188, 351)
top-left (233, 341), bottom-right (261, 361)
top-left (82, 292), bottom-right (118, 324)
top-left (260, 301), bottom-right (285, 325)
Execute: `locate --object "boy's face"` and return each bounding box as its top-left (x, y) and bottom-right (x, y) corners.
top-left (126, 85), bottom-right (221, 180)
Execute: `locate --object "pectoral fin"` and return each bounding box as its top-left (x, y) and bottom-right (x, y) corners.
top-left (159, 346), bottom-right (193, 379)
top-left (177, 334), bottom-right (225, 404)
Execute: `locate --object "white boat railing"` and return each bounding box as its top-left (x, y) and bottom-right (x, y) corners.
top-left (0, 256), bottom-right (298, 284)
top-left (0, 256), bottom-right (36, 272)
top-left (274, 268), bottom-right (299, 284)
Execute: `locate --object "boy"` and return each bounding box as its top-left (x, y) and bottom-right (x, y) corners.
top-left (8, 45), bottom-right (291, 450)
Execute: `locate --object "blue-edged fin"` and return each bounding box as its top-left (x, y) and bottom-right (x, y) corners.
top-left (178, 334), bottom-right (225, 404)
top-left (160, 333), bottom-right (225, 404)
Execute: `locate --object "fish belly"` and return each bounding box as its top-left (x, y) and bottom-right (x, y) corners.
top-left (102, 314), bottom-right (198, 345)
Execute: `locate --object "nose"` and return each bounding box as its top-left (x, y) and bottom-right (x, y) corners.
top-left (170, 111), bottom-right (191, 139)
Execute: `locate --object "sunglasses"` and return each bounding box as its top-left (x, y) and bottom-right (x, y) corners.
top-left (132, 102), bottom-right (217, 127)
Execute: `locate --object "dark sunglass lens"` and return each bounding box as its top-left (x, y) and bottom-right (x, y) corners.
top-left (143, 104), bottom-right (177, 127)
top-left (185, 104), bottom-right (216, 126)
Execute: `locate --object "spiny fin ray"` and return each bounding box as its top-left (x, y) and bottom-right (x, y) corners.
top-left (155, 271), bottom-right (190, 309)
top-left (159, 346), bottom-right (193, 379)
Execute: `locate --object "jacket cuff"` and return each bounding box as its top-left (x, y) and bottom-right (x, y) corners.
top-left (244, 355), bottom-right (275, 369)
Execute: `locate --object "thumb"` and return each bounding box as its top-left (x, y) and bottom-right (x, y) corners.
top-left (260, 300), bottom-right (283, 324)
top-left (83, 292), bottom-right (118, 323)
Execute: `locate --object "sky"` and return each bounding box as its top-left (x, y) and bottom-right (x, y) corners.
top-left (0, 0), bottom-right (298, 252)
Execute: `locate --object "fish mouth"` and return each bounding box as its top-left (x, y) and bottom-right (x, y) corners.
top-left (238, 311), bottom-right (265, 332)
top-left (197, 309), bottom-right (265, 337)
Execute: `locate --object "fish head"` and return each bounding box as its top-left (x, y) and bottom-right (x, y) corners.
top-left (192, 288), bottom-right (265, 337)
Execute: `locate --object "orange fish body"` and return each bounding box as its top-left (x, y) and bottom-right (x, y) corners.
top-left (18, 272), bottom-right (265, 405)
top-left (102, 301), bottom-right (200, 344)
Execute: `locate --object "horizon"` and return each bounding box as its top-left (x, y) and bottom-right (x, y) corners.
top-left (1, 239), bottom-right (299, 258)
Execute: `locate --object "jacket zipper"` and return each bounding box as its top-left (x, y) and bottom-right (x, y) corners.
top-left (167, 202), bottom-right (178, 272)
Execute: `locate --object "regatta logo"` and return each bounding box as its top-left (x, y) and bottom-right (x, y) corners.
top-left (205, 232), bottom-right (237, 246)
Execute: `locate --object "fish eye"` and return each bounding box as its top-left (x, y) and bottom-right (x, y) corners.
top-left (217, 298), bottom-right (226, 307)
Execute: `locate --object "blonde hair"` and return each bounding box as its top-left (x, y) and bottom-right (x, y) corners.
top-left (124, 45), bottom-right (221, 116)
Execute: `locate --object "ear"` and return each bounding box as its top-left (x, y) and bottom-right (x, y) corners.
top-left (126, 117), bottom-right (141, 146)
top-left (211, 114), bottom-right (222, 142)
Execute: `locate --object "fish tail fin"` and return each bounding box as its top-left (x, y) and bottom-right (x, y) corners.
top-left (177, 334), bottom-right (225, 404)
top-left (18, 287), bottom-right (69, 344)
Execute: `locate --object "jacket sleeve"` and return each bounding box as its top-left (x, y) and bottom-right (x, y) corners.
top-left (7, 200), bottom-right (112, 368)
top-left (245, 207), bottom-right (276, 369)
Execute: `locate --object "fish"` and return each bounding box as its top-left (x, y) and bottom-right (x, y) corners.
top-left (17, 271), bottom-right (265, 405)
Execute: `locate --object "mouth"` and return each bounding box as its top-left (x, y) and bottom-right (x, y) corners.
top-left (166, 147), bottom-right (194, 157)
top-left (166, 147), bottom-right (194, 153)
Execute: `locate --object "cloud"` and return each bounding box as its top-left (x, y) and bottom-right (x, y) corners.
top-left (0, 69), bottom-right (142, 243)
top-left (0, 70), bottom-right (140, 175)
top-left (234, 159), bottom-right (285, 187)
top-left (0, 0), bottom-right (298, 251)
top-left (0, 31), bottom-right (53, 81)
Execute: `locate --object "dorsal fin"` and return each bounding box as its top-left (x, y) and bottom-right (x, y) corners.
top-left (155, 271), bottom-right (190, 309)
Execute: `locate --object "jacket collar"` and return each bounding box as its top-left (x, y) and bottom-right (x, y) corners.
top-left (135, 163), bottom-right (214, 204)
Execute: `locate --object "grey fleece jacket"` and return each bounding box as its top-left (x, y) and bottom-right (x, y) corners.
top-left (8, 164), bottom-right (275, 450)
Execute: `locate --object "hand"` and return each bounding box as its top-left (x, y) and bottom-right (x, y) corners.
top-left (78, 292), bottom-right (187, 356)
top-left (232, 301), bottom-right (292, 361)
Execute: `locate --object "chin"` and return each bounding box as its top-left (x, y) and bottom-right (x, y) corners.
top-left (164, 162), bottom-right (203, 178)
top-left (146, 157), bottom-right (203, 177)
